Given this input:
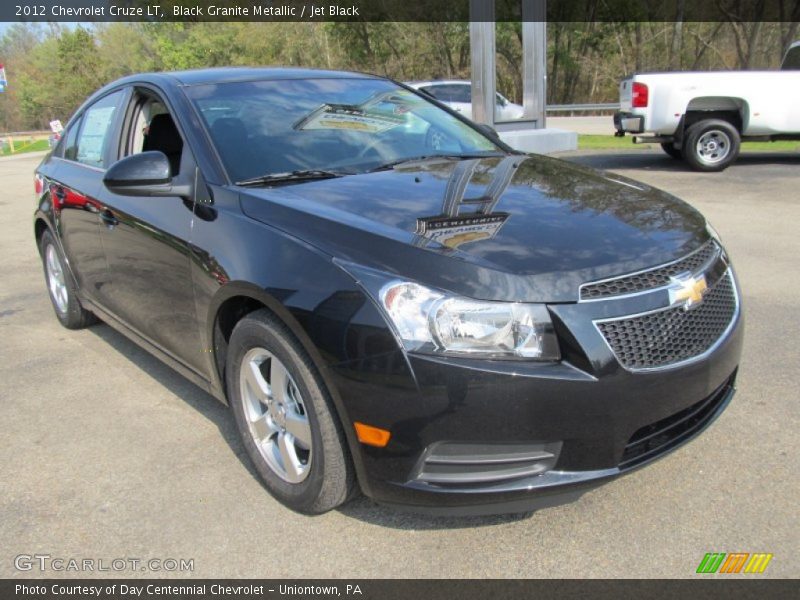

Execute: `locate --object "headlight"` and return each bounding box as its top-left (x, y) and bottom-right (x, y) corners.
top-left (379, 281), bottom-right (560, 360)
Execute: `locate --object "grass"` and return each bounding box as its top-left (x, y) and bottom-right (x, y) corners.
top-left (578, 134), bottom-right (800, 153)
top-left (0, 138), bottom-right (50, 156)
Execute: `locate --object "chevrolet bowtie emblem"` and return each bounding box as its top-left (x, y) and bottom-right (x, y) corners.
top-left (669, 272), bottom-right (708, 310)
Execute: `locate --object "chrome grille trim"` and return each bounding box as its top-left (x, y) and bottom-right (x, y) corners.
top-left (579, 240), bottom-right (721, 302)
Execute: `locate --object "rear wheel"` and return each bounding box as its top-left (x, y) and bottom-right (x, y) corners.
top-left (39, 229), bottom-right (97, 329)
top-left (660, 142), bottom-right (683, 159)
top-left (226, 309), bottom-right (356, 514)
top-left (683, 119), bottom-right (740, 172)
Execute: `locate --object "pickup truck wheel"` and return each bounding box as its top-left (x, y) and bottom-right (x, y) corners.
top-left (39, 229), bottom-right (97, 329)
top-left (227, 309), bottom-right (356, 514)
top-left (660, 143), bottom-right (683, 159)
top-left (684, 119), bottom-right (740, 172)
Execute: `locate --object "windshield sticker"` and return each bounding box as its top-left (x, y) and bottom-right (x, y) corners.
top-left (295, 103), bottom-right (405, 133)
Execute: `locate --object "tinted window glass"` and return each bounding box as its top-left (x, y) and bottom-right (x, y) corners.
top-left (62, 118), bottom-right (82, 161)
top-left (420, 85), bottom-right (448, 101)
top-left (782, 46), bottom-right (800, 70)
top-left (76, 90), bottom-right (123, 168)
top-left (187, 78), bottom-right (501, 183)
top-left (449, 84), bottom-right (472, 103)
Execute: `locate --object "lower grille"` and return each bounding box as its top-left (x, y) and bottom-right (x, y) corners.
top-left (597, 271), bottom-right (737, 370)
top-left (414, 441), bottom-right (562, 486)
top-left (620, 374), bottom-right (735, 469)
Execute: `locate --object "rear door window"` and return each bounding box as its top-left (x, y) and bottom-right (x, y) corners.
top-left (449, 84), bottom-right (472, 103)
top-left (421, 85), bottom-right (450, 101)
top-left (61, 118), bottom-right (82, 161)
top-left (75, 90), bottom-right (123, 169)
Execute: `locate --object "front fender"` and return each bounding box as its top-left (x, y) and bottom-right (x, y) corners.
top-left (190, 191), bottom-right (414, 496)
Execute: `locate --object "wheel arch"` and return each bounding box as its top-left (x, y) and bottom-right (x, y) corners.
top-left (208, 281), bottom-right (371, 495)
top-left (34, 217), bottom-right (49, 248)
top-left (683, 96), bottom-right (749, 132)
top-left (208, 282), bottom-right (331, 404)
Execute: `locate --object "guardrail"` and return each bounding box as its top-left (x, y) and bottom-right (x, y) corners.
top-left (0, 130), bottom-right (52, 137)
top-left (0, 130), bottom-right (53, 155)
top-left (546, 103), bottom-right (620, 114)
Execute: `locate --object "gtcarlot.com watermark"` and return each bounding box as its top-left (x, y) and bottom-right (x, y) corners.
top-left (14, 553), bottom-right (194, 573)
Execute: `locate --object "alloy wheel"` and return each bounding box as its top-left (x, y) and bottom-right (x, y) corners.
top-left (45, 243), bottom-right (69, 314)
top-left (239, 347), bottom-right (313, 483)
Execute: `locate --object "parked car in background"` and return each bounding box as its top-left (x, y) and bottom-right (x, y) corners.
top-left (614, 40), bottom-right (800, 171)
top-left (35, 68), bottom-right (742, 516)
top-left (406, 79), bottom-right (524, 121)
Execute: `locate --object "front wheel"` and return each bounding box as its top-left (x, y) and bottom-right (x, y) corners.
top-left (683, 119), bottom-right (740, 172)
top-left (226, 309), bottom-right (356, 514)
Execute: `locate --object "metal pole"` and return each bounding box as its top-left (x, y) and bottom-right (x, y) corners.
top-left (469, 0), bottom-right (496, 127)
top-left (522, 0), bottom-right (547, 128)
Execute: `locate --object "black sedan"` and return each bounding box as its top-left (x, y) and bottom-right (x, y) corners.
top-left (33, 68), bottom-right (743, 515)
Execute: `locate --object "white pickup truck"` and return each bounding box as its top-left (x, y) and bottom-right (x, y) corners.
top-left (614, 41), bottom-right (800, 171)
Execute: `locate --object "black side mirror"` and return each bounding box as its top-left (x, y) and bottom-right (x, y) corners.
top-left (476, 123), bottom-right (500, 139)
top-left (103, 151), bottom-right (191, 198)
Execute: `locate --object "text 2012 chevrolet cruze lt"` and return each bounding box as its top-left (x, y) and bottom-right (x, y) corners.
top-left (34, 68), bottom-right (743, 515)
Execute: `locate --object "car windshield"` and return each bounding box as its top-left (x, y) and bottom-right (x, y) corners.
top-left (185, 77), bottom-right (504, 183)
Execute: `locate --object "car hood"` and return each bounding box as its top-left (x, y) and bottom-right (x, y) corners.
top-left (239, 154), bottom-right (708, 302)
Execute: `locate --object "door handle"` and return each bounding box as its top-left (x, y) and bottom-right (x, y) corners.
top-left (99, 209), bottom-right (119, 228)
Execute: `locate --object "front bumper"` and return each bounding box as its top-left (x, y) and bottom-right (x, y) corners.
top-left (614, 111), bottom-right (644, 134)
top-left (330, 292), bottom-right (744, 515)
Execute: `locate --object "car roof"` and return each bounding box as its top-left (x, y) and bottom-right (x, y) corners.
top-left (169, 67), bottom-right (381, 86)
top-left (406, 80), bottom-right (470, 87)
top-left (109, 67), bottom-right (382, 90)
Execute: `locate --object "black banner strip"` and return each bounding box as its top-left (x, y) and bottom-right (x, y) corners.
top-left (3, 579), bottom-right (799, 600)
top-left (2, 0), bottom-right (800, 23)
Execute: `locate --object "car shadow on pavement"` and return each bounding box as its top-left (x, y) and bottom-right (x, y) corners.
top-left (88, 322), bottom-right (542, 530)
top-left (564, 150), bottom-right (800, 172)
top-left (87, 323), bottom-right (259, 480)
top-left (336, 496), bottom-right (538, 530)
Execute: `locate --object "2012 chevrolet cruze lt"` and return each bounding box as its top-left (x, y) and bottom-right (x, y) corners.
top-left (34, 68), bottom-right (743, 515)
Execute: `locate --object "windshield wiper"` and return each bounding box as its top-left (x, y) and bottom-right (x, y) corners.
top-left (235, 169), bottom-right (344, 187)
top-left (367, 153), bottom-right (506, 173)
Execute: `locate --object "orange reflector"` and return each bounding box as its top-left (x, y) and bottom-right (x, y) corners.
top-left (354, 422), bottom-right (391, 447)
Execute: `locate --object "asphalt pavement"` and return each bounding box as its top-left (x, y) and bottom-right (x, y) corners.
top-left (1, 149), bottom-right (797, 578)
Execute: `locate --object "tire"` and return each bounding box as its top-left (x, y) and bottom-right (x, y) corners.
top-left (660, 142), bottom-right (683, 159)
top-left (226, 309), bottom-right (356, 514)
top-left (683, 119), bottom-right (740, 172)
top-left (39, 229), bottom-right (97, 329)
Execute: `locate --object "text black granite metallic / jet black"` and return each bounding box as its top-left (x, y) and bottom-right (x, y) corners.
top-left (34, 68), bottom-right (743, 515)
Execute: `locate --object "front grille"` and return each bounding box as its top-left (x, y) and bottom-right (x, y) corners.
top-left (580, 241), bottom-right (719, 300)
top-left (597, 271), bottom-right (737, 370)
top-left (620, 374), bottom-right (735, 469)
